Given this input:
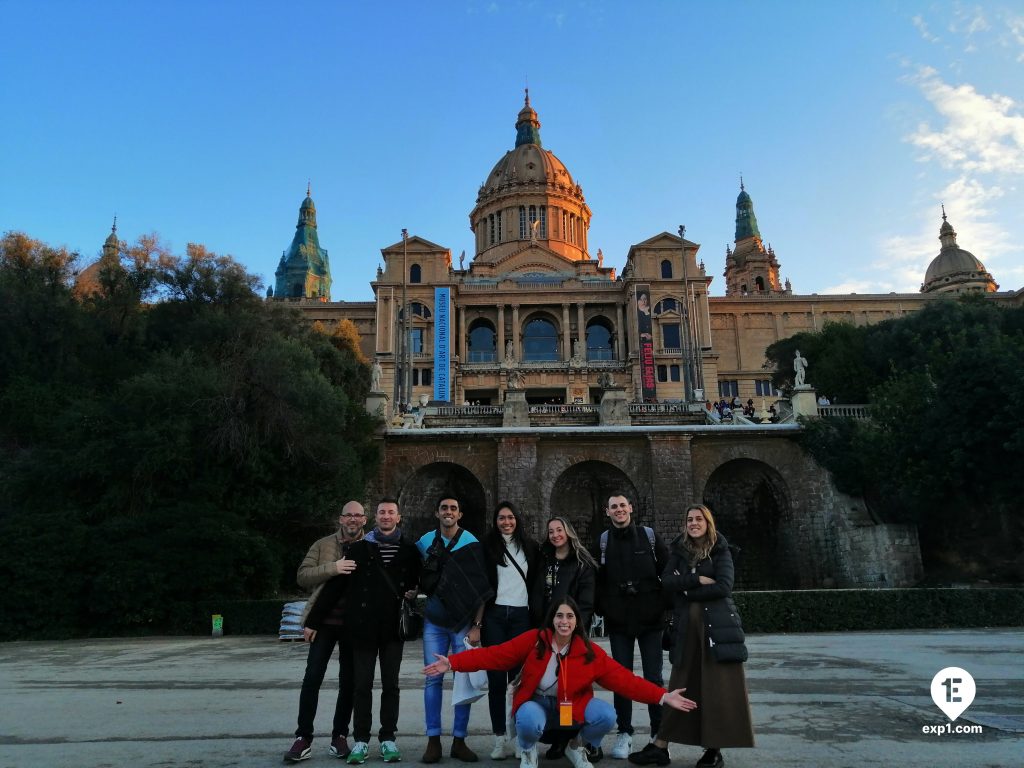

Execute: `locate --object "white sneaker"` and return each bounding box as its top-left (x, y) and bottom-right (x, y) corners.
top-left (566, 744), bottom-right (592, 768)
top-left (519, 745), bottom-right (538, 768)
top-left (491, 734), bottom-right (512, 760)
top-left (611, 733), bottom-right (632, 759)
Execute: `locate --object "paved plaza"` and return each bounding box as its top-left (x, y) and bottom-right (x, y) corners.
top-left (1, 629), bottom-right (1021, 768)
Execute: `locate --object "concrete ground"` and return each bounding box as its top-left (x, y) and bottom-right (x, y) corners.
top-left (0, 629), bottom-right (1021, 768)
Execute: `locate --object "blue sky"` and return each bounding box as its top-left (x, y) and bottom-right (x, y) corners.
top-left (2, 1), bottom-right (1022, 299)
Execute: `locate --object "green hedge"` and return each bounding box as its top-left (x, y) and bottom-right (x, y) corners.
top-left (733, 588), bottom-right (1024, 633)
top-left (186, 589), bottom-right (1024, 637)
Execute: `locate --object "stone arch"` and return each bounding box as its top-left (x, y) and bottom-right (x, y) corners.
top-left (701, 458), bottom-right (798, 589)
top-left (548, 460), bottom-right (640, 546)
top-left (396, 461), bottom-right (488, 542)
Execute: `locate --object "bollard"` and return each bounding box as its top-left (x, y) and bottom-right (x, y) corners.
top-left (211, 614), bottom-right (224, 637)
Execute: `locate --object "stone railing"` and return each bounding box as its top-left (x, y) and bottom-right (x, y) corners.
top-left (628, 402), bottom-right (688, 415)
top-left (529, 404), bottom-right (599, 415)
top-left (433, 405), bottom-right (504, 417)
top-left (818, 404), bottom-right (871, 420)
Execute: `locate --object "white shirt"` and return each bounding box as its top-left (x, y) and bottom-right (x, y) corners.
top-left (495, 535), bottom-right (530, 608)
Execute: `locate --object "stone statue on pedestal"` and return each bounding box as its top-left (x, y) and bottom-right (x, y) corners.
top-left (793, 349), bottom-right (808, 388)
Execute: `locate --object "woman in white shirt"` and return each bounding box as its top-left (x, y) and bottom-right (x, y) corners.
top-left (481, 501), bottom-right (541, 759)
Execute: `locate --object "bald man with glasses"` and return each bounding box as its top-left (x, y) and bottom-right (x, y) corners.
top-left (285, 501), bottom-right (367, 763)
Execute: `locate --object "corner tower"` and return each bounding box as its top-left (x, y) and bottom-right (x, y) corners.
top-left (468, 90), bottom-right (593, 266)
top-left (921, 208), bottom-right (998, 294)
top-left (274, 185), bottom-right (332, 300)
top-left (723, 180), bottom-right (786, 296)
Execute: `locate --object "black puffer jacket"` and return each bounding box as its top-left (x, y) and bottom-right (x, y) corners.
top-left (662, 533), bottom-right (747, 665)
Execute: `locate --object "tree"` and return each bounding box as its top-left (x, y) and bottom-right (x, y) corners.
top-left (778, 298), bottom-right (1024, 581)
top-left (0, 233), bottom-right (381, 638)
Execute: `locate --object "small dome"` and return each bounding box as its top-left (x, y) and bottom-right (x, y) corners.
top-left (921, 212), bottom-right (998, 293)
top-left (478, 145), bottom-right (577, 202)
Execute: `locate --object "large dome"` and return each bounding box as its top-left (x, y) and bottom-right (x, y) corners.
top-left (468, 92), bottom-right (592, 264)
top-left (921, 212), bottom-right (998, 294)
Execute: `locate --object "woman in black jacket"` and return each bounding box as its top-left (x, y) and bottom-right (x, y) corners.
top-left (628, 504), bottom-right (753, 768)
top-left (480, 501), bottom-right (541, 760)
top-left (530, 516), bottom-right (596, 633)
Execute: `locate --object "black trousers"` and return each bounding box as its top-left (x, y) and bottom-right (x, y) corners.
top-left (608, 629), bottom-right (664, 736)
top-left (482, 604), bottom-right (532, 734)
top-left (351, 638), bottom-right (405, 743)
top-left (296, 624), bottom-right (353, 739)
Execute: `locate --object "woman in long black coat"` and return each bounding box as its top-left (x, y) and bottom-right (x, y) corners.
top-left (628, 504), bottom-right (753, 768)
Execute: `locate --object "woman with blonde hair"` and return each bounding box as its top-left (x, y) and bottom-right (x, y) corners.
top-left (628, 504), bottom-right (753, 768)
top-left (530, 516), bottom-right (597, 631)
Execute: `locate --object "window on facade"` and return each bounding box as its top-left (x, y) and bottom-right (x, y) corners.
top-left (519, 206), bottom-right (527, 239)
top-left (540, 205), bottom-right (547, 238)
top-left (497, 210), bottom-right (502, 242)
top-left (719, 379), bottom-right (739, 398)
top-left (755, 276), bottom-right (765, 292)
top-left (670, 365), bottom-right (681, 382)
top-left (662, 323), bottom-right (681, 350)
top-left (489, 215), bottom-right (495, 245)
top-left (522, 317), bottom-right (559, 361)
top-left (468, 321), bottom-right (497, 363)
top-left (562, 211), bottom-right (568, 240)
top-left (657, 365), bottom-right (668, 382)
top-left (755, 379), bottom-right (775, 396)
top-left (586, 320), bottom-right (614, 361)
top-left (410, 264), bottom-right (422, 283)
top-left (654, 298), bottom-right (677, 315)
top-left (399, 302), bottom-right (431, 320)
top-left (661, 259), bottom-right (673, 279)
top-left (410, 328), bottom-right (424, 354)
top-left (412, 368), bottom-right (433, 386)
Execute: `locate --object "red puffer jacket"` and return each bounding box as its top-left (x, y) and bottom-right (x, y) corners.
top-left (448, 628), bottom-right (665, 724)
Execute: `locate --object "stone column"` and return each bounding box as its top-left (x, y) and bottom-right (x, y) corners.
top-left (576, 302), bottom-right (586, 353)
top-left (512, 304), bottom-right (521, 361)
top-left (498, 305), bottom-right (506, 363)
top-left (615, 302), bottom-right (625, 360)
top-left (459, 305), bottom-right (467, 361)
top-left (562, 303), bottom-right (571, 361)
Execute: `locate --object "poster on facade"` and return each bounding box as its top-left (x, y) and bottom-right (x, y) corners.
top-left (433, 287), bottom-right (451, 401)
top-left (635, 284), bottom-right (657, 402)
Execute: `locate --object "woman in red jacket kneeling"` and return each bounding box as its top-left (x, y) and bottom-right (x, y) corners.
top-left (423, 597), bottom-right (696, 768)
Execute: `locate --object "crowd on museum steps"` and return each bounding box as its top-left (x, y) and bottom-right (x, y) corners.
top-left (284, 492), bottom-right (753, 768)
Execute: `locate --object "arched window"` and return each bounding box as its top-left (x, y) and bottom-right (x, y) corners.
top-left (661, 259), bottom-right (673, 278)
top-left (519, 206), bottom-right (527, 239)
top-left (586, 318), bottom-right (614, 361)
top-left (398, 302), bottom-right (431, 320)
top-left (540, 205), bottom-right (547, 237)
top-left (410, 264), bottom-right (422, 283)
top-left (755, 276), bottom-right (765, 291)
top-left (467, 320), bottom-right (497, 363)
top-left (497, 210), bottom-right (502, 242)
top-left (488, 215), bottom-right (495, 245)
top-left (654, 298), bottom-right (678, 315)
top-left (522, 317), bottom-right (559, 362)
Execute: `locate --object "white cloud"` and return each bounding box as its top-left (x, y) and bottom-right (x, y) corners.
top-left (905, 66), bottom-right (1024, 175)
top-left (913, 14), bottom-right (939, 43)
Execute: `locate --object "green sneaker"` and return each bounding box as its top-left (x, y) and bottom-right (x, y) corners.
top-left (347, 741), bottom-right (369, 765)
top-left (380, 740), bottom-right (402, 763)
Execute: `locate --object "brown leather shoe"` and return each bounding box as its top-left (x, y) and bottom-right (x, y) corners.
top-left (450, 737), bottom-right (479, 762)
top-left (422, 736), bottom-right (442, 764)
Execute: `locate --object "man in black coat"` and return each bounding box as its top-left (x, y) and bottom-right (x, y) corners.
top-left (306, 497), bottom-right (421, 765)
top-left (592, 493), bottom-right (669, 758)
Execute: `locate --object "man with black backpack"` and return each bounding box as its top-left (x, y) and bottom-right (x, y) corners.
top-left (592, 494), bottom-right (669, 759)
top-left (416, 494), bottom-right (494, 764)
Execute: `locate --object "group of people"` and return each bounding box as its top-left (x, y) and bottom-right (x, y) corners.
top-left (284, 493), bottom-right (754, 768)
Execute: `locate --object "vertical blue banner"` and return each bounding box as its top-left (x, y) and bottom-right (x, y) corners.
top-left (434, 287), bottom-right (450, 402)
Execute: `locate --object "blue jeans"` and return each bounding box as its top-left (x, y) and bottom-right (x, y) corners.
top-left (515, 695), bottom-right (616, 751)
top-left (423, 619), bottom-right (472, 737)
top-left (482, 604), bottom-right (532, 734)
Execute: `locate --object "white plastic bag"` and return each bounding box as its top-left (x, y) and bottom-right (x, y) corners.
top-left (451, 637), bottom-right (487, 706)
